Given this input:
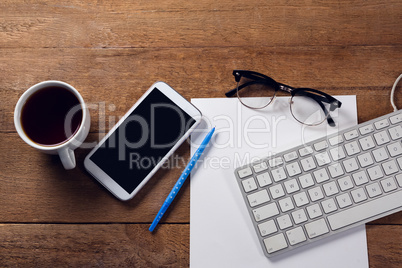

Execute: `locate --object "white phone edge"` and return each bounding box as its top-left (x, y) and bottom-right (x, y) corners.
top-left (84, 81), bottom-right (202, 201)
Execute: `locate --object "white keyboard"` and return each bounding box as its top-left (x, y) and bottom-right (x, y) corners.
top-left (234, 110), bottom-right (402, 258)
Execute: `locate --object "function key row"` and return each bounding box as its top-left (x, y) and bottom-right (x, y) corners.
top-left (359, 113), bottom-right (401, 136)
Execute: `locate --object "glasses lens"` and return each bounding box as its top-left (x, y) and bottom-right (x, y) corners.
top-left (290, 90), bottom-right (330, 126)
top-left (237, 76), bottom-right (276, 109)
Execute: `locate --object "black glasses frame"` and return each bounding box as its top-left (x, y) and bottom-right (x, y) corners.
top-left (225, 70), bottom-right (342, 127)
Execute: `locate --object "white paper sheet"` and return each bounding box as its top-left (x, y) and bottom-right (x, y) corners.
top-left (190, 96), bottom-right (368, 268)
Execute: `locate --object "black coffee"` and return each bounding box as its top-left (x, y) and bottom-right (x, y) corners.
top-left (21, 86), bottom-right (83, 146)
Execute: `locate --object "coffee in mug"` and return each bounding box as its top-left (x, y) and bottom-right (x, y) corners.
top-left (14, 81), bottom-right (90, 169)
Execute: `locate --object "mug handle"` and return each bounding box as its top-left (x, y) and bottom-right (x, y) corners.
top-left (58, 148), bottom-right (76, 170)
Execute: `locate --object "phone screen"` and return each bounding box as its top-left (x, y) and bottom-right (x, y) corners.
top-left (89, 87), bottom-right (196, 194)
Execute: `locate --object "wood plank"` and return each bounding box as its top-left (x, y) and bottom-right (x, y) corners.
top-left (0, 224), bottom-right (189, 267)
top-left (366, 225), bottom-right (402, 268)
top-left (0, 223), bottom-right (400, 267)
top-left (2, 46), bottom-right (401, 132)
top-left (0, 1), bottom-right (400, 49)
top-left (0, 133), bottom-right (192, 223)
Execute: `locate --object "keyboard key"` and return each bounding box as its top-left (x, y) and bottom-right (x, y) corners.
top-left (372, 147), bottom-right (389, 162)
top-left (390, 113), bottom-right (402, 124)
top-left (352, 171), bottom-right (369, 186)
top-left (241, 177), bottom-right (258, 192)
top-left (315, 152), bottom-right (331, 166)
top-left (323, 181), bottom-right (339, 196)
top-left (285, 162), bottom-right (302, 177)
top-left (308, 186), bottom-right (324, 202)
top-left (328, 163), bottom-right (345, 178)
top-left (284, 179), bottom-right (300, 194)
top-left (338, 176), bottom-right (354, 191)
top-left (380, 177), bottom-right (397, 192)
top-left (387, 142), bottom-right (402, 157)
top-left (306, 204), bottom-right (322, 219)
top-left (367, 165), bottom-right (384, 180)
top-left (343, 158), bottom-right (359, 173)
top-left (328, 191), bottom-right (402, 230)
top-left (313, 168), bottom-right (330, 183)
top-left (283, 151), bottom-right (298, 162)
top-left (344, 129), bottom-right (359, 140)
top-left (351, 188), bottom-right (367, 203)
top-left (286, 227), bottom-right (307, 246)
top-left (247, 190), bottom-right (270, 207)
top-left (271, 167), bottom-right (287, 182)
top-left (299, 174), bottom-right (314, 189)
top-left (321, 198), bottom-right (337, 214)
top-left (329, 135), bottom-right (343, 146)
top-left (374, 131), bottom-right (390, 145)
top-left (345, 141), bottom-right (361, 156)
top-left (256, 172), bottom-right (273, 187)
top-left (293, 192), bottom-right (309, 207)
top-left (365, 182), bottom-right (382, 198)
top-left (258, 220), bottom-right (277, 236)
top-left (253, 203), bottom-right (279, 222)
top-left (314, 140), bottom-right (329, 151)
top-left (292, 209), bottom-right (308, 224)
top-left (269, 184), bottom-right (285, 199)
top-left (357, 152), bottom-right (374, 167)
top-left (359, 124), bottom-right (374, 135)
top-left (253, 161), bottom-right (268, 173)
top-left (336, 193), bottom-right (353, 208)
top-left (264, 233), bottom-right (288, 254)
top-left (359, 136), bottom-right (375, 151)
top-left (329, 146), bottom-right (346, 161)
top-left (300, 156), bottom-right (316, 171)
top-left (238, 167), bottom-right (252, 178)
top-left (388, 125), bottom-right (402, 140)
top-left (374, 118), bottom-right (389, 129)
top-left (269, 157), bottom-right (284, 168)
top-left (305, 219), bottom-right (329, 239)
top-left (396, 174), bottom-right (402, 187)
top-left (277, 214), bottom-right (293, 229)
top-left (278, 197), bottom-right (295, 213)
top-left (299, 146), bottom-right (313, 156)
top-left (382, 160), bottom-right (399, 175)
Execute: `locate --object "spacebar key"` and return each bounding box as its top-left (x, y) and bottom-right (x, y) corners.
top-left (328, 191), bottom-right (402, 231)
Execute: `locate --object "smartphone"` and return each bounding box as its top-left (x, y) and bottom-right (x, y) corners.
top-left (84, 82), bottom-right (202, 201)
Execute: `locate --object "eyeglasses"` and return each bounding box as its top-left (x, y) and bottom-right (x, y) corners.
top-left (225, 70), bottom-right (342, 127)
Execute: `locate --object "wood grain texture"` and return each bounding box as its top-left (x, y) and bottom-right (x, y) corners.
top-left (1, 0), bottom-right (401, 49)
top-left (1, 0), bottom-right (401, 267)
top-left (0, 224), bottom-right (400, 267)
top-left (0, 224), bottom-right (190, 267)
top-left (1, 47), bottom-right (401, 133)
top-left (0, 133), bottom-right (192, 223)
top-left (366, 225), bottom-right (402, 268)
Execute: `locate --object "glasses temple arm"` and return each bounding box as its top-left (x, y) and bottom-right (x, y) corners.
top-left (319, 101), bottom-right (336, 127)
top-left (225, 87), bottom-right (237, 97)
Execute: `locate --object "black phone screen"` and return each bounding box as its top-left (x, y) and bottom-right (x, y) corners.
top-left (89, 87), bottom-right (196, 193)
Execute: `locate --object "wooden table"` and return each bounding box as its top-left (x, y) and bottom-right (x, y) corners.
top-left (1, 1), bottom-right (401, 267)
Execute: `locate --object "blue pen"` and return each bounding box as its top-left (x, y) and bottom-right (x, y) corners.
top-left (149, 127), bottom-right (215, 232)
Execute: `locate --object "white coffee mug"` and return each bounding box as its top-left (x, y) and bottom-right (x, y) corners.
top-left (14, 81), bottom-right (90, 170)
